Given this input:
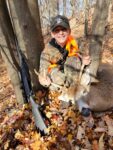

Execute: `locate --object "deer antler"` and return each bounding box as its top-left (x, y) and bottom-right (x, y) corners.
top-left (78, 64), bottom-right (85, 82)
top-left (34, 69), bottom-right (63, 90)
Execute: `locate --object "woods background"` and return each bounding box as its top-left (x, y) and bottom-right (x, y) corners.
top-left (0, 0), bottom-right (113, 149)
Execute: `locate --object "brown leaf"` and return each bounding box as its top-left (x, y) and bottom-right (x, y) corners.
top-left (46, 111), bottom-right (52, 118)
top-left (30, 132), bottom-right (44, 149)
top-left (99, 133), bottom-right (105, 150)
top-left (92, 140), bottom-right (99, 150)
top-left (104, 115), bottom-right (113, 136)
top-left (68, 109), bottom-right (76, 118)
top-left (3, 140), bottom-right (10, 150)
top-left (51, 114), bottom-right (59, 120)
top-left (15, 129), bottom-right (24, 140)
top-left (59, 122), bottom-right (67, 135)
top-left (77, 125), bottom-right (85, 140)
top-left (94, 127), bottom-right (106, 133)
top-left (67, 133), bottom-right (73, 141)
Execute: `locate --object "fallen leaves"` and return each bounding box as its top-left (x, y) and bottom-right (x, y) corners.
top-left (30, 132), bottom-right (45, 150)
top-left (92, 140), bottom-right (99, 150)
top-left (77, 125), bottom-right (85, 140)
top-left (1, 85), bottom-right (113, 149)
top-left (94, 127), bottom-right (107, 133)
top-left (99, 133), bottom-right (105, 150)
top-left (1, 33), bottom-right (113, 149)
top-left (104, 115), bottom-right (113, 136)
top-left (15, 130), bottom-right (24, 140)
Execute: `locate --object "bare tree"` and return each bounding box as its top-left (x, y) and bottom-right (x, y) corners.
top-left (0, 0), bottom-right (45, 104)
top-left (48, 0), bottom-right (58, 19)
top-left (38, 0), bottom-right (59, 35)
top-left (57, 0), bottom-right (60, 14)
top-left (70, 0), bottom-right (75, 18)
top-left (0, 0), bottom-right (24, 104)
top-left (107, 0), bottom-right (113, 23)
top-left (63, 0), bottom-right (66, 16)
top-left (7, 0), bottom-right (27, 57)
top-left (11, 0), bottom-right (44, 90)
top-left (84, 0), bottom-right (90, 36)
top-left (89, 0), bottom-right (111, 83)
top-left (38, 0), bottom-right (50, 35)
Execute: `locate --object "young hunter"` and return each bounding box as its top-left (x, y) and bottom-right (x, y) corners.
top-left (38, 15), bottom-right (90, 90)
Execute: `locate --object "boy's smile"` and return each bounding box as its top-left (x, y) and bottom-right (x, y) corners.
top-left (51, 26), bottom-right (71, 47)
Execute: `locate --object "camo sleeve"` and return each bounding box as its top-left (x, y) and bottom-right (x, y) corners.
top-left (39, 50), bottom-right (51, 77)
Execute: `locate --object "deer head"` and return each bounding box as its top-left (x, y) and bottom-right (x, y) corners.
top-left (58, 84), bottom-right (78, 104)
top-left (58, 66), bottom-right (91, 105)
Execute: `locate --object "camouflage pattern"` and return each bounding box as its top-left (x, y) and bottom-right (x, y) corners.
top-left (64, 56), bottom-right (81, 85)
top-left (39, 43), bottom-right (81, 90)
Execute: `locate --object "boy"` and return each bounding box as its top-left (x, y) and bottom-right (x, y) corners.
top-left (38, 15), bottom-right (90, 90)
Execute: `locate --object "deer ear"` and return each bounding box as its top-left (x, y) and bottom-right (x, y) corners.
top-left (80, 68), bottom-right (91, 85)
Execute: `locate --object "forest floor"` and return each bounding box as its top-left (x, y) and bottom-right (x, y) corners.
top-left (0, 17), bottom-right (113, 149)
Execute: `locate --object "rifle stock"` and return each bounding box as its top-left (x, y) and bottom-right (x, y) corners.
top-left (20, 54), bottom-right (48, 135)
top-left (29, 96), bottom-right (48, 134)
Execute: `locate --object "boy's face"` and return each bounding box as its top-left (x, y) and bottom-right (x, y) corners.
top-left (51, 26), bottom-right (71, 47)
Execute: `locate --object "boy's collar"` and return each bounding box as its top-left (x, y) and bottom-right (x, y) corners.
top-left (49, 38), bottom-right (65, 49)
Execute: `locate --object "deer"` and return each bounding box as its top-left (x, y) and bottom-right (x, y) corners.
top-left (58, 64), bottom-right (113, 117)
top-left (34, 61), bottom-right (92, 117)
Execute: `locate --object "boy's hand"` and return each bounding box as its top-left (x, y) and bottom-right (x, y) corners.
top-left (38, 74), bottom-right (51, 87)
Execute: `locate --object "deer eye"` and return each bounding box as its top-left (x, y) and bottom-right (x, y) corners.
top-left (82, 90), bottom-right (87, 95)
top-left (83, 90), bottom-right (86, 94)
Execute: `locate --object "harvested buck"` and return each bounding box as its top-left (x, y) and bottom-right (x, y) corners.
top-left (58, 64), bottom-right (90, 104)
top-left (58, 64), bottom-right (113, 117)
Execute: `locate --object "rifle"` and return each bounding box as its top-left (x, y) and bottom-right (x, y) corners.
top-left (6, 0), bottom-right (48, 135)
top-left (19, 50), bottom-right (48, 135)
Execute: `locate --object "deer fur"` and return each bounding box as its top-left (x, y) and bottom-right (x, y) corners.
top-left (58, 65), bottom-right (113, 113)
top-left (58, 65), bottom-right (90, 103)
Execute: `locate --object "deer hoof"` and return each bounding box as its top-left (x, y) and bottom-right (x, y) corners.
top-left (81, 107), bottom-right (91, 117)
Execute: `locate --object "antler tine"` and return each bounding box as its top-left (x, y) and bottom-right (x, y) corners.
top-left (78, 64), bottom-right (85, 82)
top-left (34, 68), bottom-right (40, 76)
top-left (78, 49), bottom-right (90, 82)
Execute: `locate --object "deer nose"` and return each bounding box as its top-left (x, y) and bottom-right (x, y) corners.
top-left (81, 107), bottom-right (91, 117)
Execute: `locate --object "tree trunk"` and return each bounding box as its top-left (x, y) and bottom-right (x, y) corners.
top-left (7, 0), bottom-right (26, 56)
top-left (0, 50), bottom-right (2, 59)
top-left (107, 0), bottom-right (113, 23)
top-left (57, 0), bottom-right (60, 15)
top-left (84, 0), bottom-right (89, 37)
top-left (63, 0), bottom-right (66, 16)
top-left (0, 0), bottom-right (24, 104)
top-left (12, 0), bottom-right (44, 90)
top-left (48, 0), bottom-right (58, 20)
top-left (89, 0), bottom-right (110, 82)
top-left (70, 0), bottom-right (75, 18)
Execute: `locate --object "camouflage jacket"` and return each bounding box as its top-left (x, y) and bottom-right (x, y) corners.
top-left (39, 38), bottom-right (81, 87)
top-left (39, 38), bottom-right (68, 76)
